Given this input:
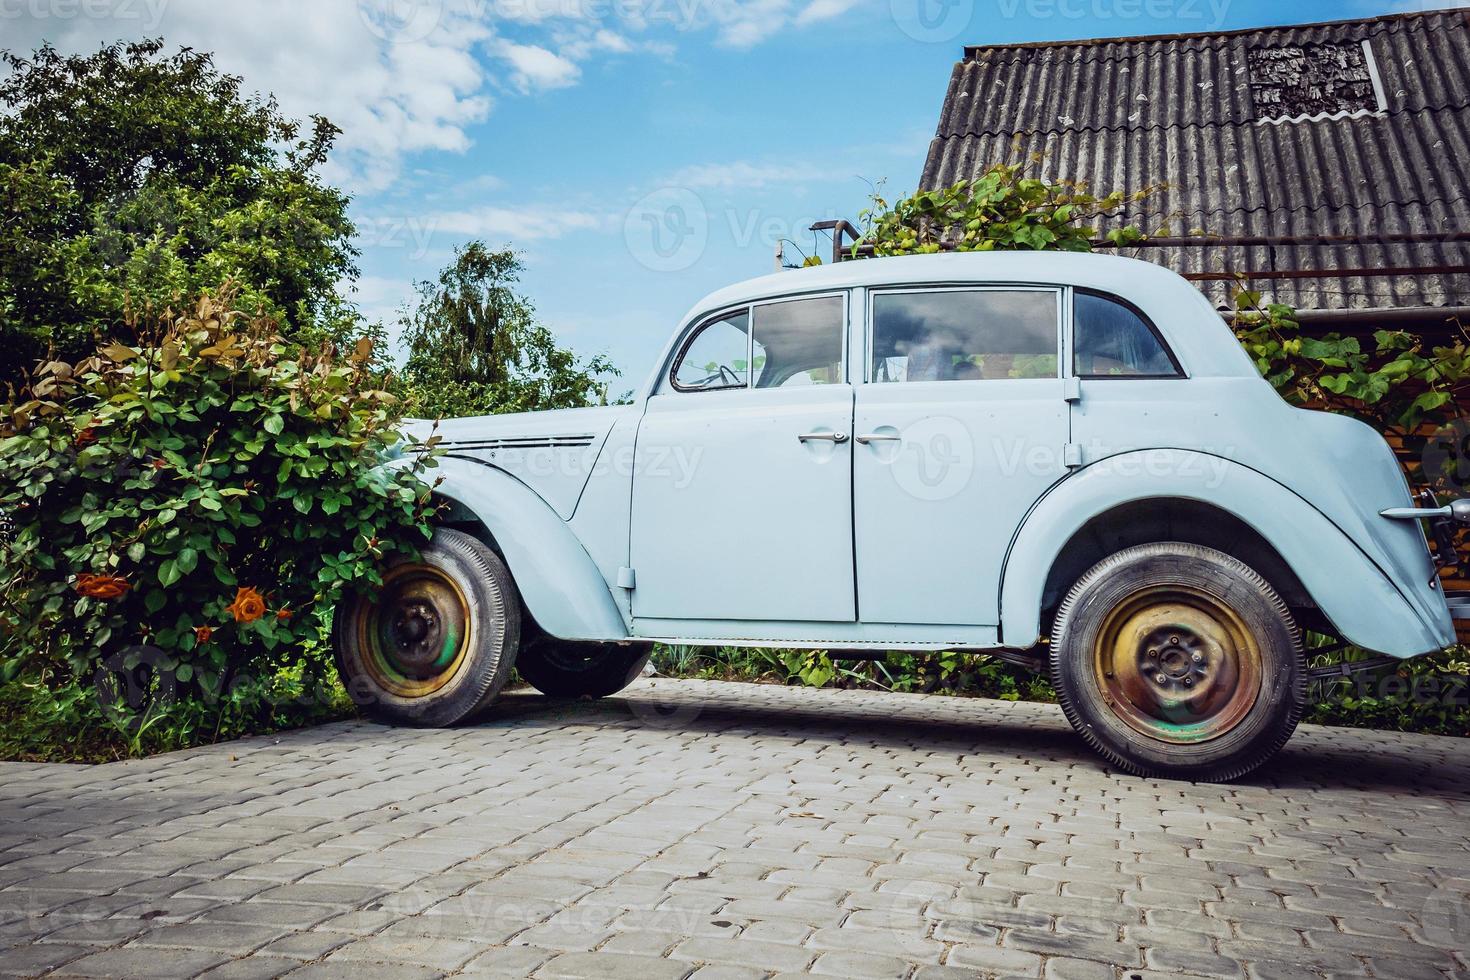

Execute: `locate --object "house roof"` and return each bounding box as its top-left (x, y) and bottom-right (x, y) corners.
top-left (919, 8), bottom-right (1470, 314)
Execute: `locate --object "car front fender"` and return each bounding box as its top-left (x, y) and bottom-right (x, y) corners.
top-left (999, 450), bottom-right (1454, 658)
top-left (403, 455), bottom-right (630, 642)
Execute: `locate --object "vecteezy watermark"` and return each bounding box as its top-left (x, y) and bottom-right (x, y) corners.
top-left (356, 215), bottom-right (439, 260)
top-left (1423, 418), bottom-right (1470, 495)
top-left (989, 0), bottom-right (1232, 29)
top-left (892, 417), bottom-right (976, 502)
top-left (357, 0), bottom-right (444, 43)
top-left (624, 187), bottom-right (708, 273)
top-left (890, 0), bottom-right (975, 43)
top-left (0, 0), bottom-right (170, 28)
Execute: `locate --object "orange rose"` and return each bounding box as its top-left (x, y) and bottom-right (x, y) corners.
top-left (74, 573), bottom-right (130, 600)
top-left (275, 608), bottom-right (293, 621)
top-left (195, 625), bottom-right (213, 645)
top-left (226, 587), bottom-right (267, 624)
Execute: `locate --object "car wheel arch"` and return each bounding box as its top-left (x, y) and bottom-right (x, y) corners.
top-left (997, 449), bottom-right (1436, 657)
top-left (420, 456), bottom-right (630, 644)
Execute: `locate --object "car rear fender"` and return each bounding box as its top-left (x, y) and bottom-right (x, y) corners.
top-left (1000, 450), bottom-right (1453, 658)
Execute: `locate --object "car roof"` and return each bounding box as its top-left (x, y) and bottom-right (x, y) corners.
top-left (640, 252), bottom-right (1258, 395)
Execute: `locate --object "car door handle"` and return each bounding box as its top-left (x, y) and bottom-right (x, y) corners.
top-left (855, 433), bottom-right (901, 444)
top-left (798, 431), bottom-right (849, 444)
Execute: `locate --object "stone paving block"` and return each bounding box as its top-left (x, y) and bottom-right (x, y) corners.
top-left (49, 945), bottom-right (231, 978)
top-left (325, 933), bottom-right (487, 970)
top-left (535, 950), bottom-right (694, 979)
top-left (671, 935), bottom-right (815, 973)
top-left (0, 940), bottom-right (92, 976)
top-left (196, 957), bottom-right (299, 980)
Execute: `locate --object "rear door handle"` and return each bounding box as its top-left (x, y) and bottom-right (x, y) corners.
top-left (799, 431), bottom-right (849, 444)
top-left (855, 433), bottom-right (901, 444)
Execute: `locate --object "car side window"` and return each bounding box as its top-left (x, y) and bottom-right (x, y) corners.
top-left (751, 295), bottom-right (844, 388)
top-left (671, 310), bottom-right (750, 391)
top-left (1074, 292), bottom-right (1182, 378)
top-left (871, 289), bottom-right (1058, 383)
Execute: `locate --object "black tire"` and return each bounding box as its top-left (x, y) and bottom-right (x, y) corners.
top-left (1050, 542), bottom-right (1304, 782)
top-left (333, 528), bottom-right (520, 727)
top-left (515, 636), bottom-right (653, 699)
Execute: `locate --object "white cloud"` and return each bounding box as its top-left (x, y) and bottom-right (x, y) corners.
top-left (794, 0), bottom-right (861, 25)
top-left (704, 0), bottom-right (864, 47)
top-left (493, 39), bottom-right (581, 93)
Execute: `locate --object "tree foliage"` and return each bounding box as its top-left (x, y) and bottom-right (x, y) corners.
top-left (0, 285), bottom-right (438, 711)
top-left (399, 242), bottom-right (618, 418)
top-left (0, 40), bottom-right (359, 383)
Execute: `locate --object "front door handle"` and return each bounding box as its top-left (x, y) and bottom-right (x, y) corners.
top-left (855, 433), bottom-right (901, 444)
top-left (799, 431), bottom-right (849, 444)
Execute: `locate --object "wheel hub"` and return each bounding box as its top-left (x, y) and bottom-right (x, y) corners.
top-left (357, 564), bottom-right (471, 697)
top-left (1094, 587), bottom-right (1262, 745)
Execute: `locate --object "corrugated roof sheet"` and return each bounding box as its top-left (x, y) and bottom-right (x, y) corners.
top-left (920, 8), bottom-right (1470, 312)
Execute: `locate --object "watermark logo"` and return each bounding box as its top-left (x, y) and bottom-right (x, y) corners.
top-left (890, 0), bottom-right (974, 43)
top-left (0, 0), bottom-right (171, 28)
top-left (890, 417), bottom-right (975, 502)
top-left (1423, 418), bottom-right (1470, 494)
top-left (624, 187), bottom-right (708, 273)
top-left (358, 0), bottom-right (444, 43)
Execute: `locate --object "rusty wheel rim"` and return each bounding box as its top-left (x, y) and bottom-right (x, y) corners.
top-left (357, 563), bottom-right (471, 698)
top-left (1092, 585), bottom-right (1262, 745)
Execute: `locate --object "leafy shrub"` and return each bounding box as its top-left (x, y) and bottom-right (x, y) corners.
top-left (850, 161), bottom-right (1152, 258)
top-left (1232, 289), bottom-right (1470, 471)
top-left (0, 285), bottom-right (438, 720)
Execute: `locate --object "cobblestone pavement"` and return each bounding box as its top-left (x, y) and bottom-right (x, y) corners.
top-left (2, 678), bottom-right (1469, 980)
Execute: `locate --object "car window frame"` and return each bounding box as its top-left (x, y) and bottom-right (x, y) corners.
top-left (667, 305), bottom-right (754, 394)
top-left (1070, 287), bottom-right (1186, 381)
top-left (665, 290), bottom-right (850, 394)
top-left (864, 284), bottom-right (1066, 386)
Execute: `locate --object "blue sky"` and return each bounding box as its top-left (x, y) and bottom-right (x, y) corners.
top-left (5, 0), bottom-right (1456, 387)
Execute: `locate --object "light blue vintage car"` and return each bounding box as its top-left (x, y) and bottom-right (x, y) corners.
top-left (333, 253), bottom-right (1466, 781)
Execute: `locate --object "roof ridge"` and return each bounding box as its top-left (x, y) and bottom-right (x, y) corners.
top-left (962, 7), bottom-right (1464, 57)
top-left (929, 99), bottom-right (1470, 140)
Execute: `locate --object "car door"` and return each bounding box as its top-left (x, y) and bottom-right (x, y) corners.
top-left (853, 286), bottom-right (1071, 627)
top-left (630, 293), bottom-right (856, 623)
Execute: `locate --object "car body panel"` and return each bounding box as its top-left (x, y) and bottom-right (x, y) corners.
top-left (422, 406), bottom-right (628, 519)
top-left (630, 383), bottom-right (857, 622)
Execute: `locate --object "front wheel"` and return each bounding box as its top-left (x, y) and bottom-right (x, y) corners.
top-left (334, 528), bottom-right (520, 727)
top-left (515, 637), bottom-right (653, 699)
top-left (1050, 542), bottom-right (1305, 782)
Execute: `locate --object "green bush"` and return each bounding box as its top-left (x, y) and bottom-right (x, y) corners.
top-left (0, 285), bottom-right (438, 735)
top-left (850, 161), bottom-right (1151, 258)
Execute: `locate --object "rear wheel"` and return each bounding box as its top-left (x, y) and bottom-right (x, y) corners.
top-left (1050, 542), bottom-right (1304, 782)
top-left (515, 636), bottom-right (653, 699)
top-left (333, 528), bottom-right (520, 727)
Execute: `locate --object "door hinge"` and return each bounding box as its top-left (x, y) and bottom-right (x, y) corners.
top-left (1063, 378), bottom-right (1081, 403)
top-left (617, 566), bottom-right (637, 590)
top-left (1063, 443), bottom-right (1084, 469)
